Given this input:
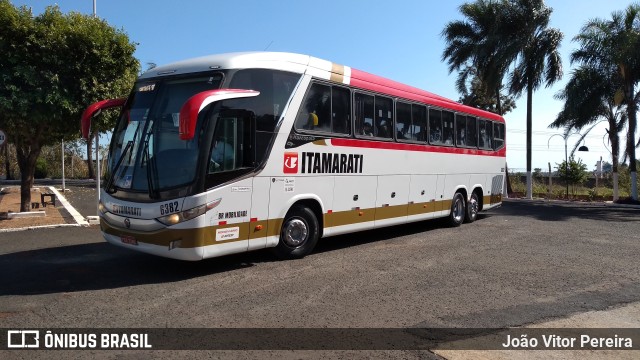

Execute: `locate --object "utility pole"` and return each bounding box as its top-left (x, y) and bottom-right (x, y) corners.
top-left (93, 0), bottom-right (100, 212)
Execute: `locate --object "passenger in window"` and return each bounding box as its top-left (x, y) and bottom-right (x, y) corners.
top-left (397, 129), bottom-right (406, 140)
top-left (377, 121), bottom-right (389, 138)
top-left (430, 127), bottom-right (442, 143)
top-left (362, 122), bottom-right (373, 136)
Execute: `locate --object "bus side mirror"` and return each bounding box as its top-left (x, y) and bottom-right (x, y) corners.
top-left (81, 98), bottom-right (127, 139)
top-left (178, 89), bottom-right (260, 140)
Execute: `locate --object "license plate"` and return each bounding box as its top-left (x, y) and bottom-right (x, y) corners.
top-left (121, 235), bottom-right (138, 246)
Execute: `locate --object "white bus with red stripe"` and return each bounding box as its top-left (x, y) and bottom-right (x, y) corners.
top-left (82, 52), bottom-right (505, 261)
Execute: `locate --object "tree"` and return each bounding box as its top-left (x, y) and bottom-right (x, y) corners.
top-left (456, 65), bottom-right (517, 114)
top-left (0, 1), bottom-right (139, 211)
top-left (556, 156), bottom-right (588, 196)
top-left (571, 4), bottom-right (640, 200)
top-left (443, 0), bottom-right (563, 200)
top-left (442, 0), bottom-right (512, 115)
top-left (550, 64), bottom-right (625, 200)
top-left (503, 0), bottom-right (564, 199)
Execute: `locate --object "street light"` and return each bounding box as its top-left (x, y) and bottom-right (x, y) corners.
top-left (548, 131), bottom-right (589, 199)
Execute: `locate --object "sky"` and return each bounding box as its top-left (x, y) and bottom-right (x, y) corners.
top-left (12, 0), bottom-right (637, 172)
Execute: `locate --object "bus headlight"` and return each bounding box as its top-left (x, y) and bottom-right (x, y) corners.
top-left (98, 201), bottom-right (107, 215)
top-left (156, 201), bottom-right (216, 226)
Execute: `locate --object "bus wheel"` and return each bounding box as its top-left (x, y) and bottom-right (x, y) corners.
top-left (273, 205), bottom-right (319, 259)
top-left (448, 192), bottom-right (466, 227)
top-left (465, 191), bottom-right (479, 223)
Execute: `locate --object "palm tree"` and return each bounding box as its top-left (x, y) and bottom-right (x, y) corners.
top-left (443, 0), bottom-right (563, 199)
top-left (441, 0), bottom-right (510, 115)
top-left (551, 65), bottom-right (625, 200)
top-left (455, 65), bottom-right (517, 114)
top-left (571, 4), bottom-right (640, 200)
top-left (503, 0), bottom-right (563, 199)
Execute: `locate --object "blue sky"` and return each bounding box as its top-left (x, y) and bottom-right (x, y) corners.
top-left (14, 0), bottom-right (636, 171)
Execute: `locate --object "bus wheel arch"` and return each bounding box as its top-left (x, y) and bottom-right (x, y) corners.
top-left (272, 199), bottom-right (322, 260)
top-left (448, 189), bottom-right (466, 227)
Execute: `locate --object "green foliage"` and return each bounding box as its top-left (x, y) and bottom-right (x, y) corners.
top-left (457, 66), bottom-right (517, 114)
top-left (0, 1), bottom-right (139, 142)
top-left (34, 157), bottom-right (48, 179)
top-left (556, 156), bottom-right (588, 194)
top-left (0, 0), bottom-right (139, 210)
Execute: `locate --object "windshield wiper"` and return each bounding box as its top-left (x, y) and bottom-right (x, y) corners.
top-left (105, 141), bottom-right (133, 194)
top-left (142, 135), bottom-right (158, 199)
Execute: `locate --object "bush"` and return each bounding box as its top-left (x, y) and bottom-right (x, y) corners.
top-left (34, 157), bottom-right (48, 179)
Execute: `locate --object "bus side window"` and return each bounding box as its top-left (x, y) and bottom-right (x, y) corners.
top-left (456, 114), bottom-right (466, 146)
top-left (412, 104), bottom-right (427, 142)
top-left (295, 83), bottom-right (331, 131)
top-left (429, 109), bottom-right (443, 145)
top-left (466, 116), bottom-right (477, 148)
top-left (375, 95), bottom-right (393, 139)
top-left (478, 119), bottom-right (493, 149)
top-left (332, 86), bottom-right (351, 134)
top-left (396, 101), bottom-right (411, 140)
top-left (442, 111), bottom-right (455, 145)
top-left (355, 92), bottom-right (375, 137)
top-left (494, 122), bottom-right (505, 150)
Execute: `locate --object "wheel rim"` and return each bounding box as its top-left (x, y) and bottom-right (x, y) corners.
top-left (469, 196), bottom-right (478, 219)
top-left (453, 197), bottom-right (464, 223)
top-left (283, 218), bottom-right (308, 247)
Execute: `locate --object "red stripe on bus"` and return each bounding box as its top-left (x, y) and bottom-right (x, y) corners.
top-left (250, 217), bottom-right (258, 222)
top-left (349, 68), bottom-right (504, 123)
top-left (219, 221), bottom-right (227, 225)
top-left (330, 138), bottom-right (506, 157)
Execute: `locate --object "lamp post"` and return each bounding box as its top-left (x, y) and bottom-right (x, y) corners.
top-left (548, 131), bottom-right (589, 199)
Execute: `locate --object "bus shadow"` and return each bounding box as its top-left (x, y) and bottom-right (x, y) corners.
top-left (314, 216), bottom-right (467, 254)
top-left (0, 216), bottom-right (484, 296)
top-left (0, 242), bottom-right (273, 296)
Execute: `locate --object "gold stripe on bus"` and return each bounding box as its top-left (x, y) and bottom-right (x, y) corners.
top-left (486, 194), bottom-right (502, 205)
top-left (102, 196), bottom-right (498, 250)
top-left (374, 204), bottom-right (408, 220)
top-left (330, 63), bottom-right (345, 83)
top-left (325, 208), bottom-right (375, 228)
top-left (312, 139), bottom-right (328, 146)
top-left (102, 219), bottom-right (207, 248)
top-left (408, 201), bottom-right (443, 216)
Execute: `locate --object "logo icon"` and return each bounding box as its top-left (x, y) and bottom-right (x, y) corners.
top-left (283, 152), bottom-right (298, 174)
top-left (7, 330), bottom-right (40, 348)
top-left (124, 218), bottom-right (131, 228)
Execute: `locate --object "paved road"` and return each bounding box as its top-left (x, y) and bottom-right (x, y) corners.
top-left (0, 200), bottom-right (639, 358)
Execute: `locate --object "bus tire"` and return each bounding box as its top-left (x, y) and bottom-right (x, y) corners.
top-left (448, 192), bottom-right (466, 227)
top-left (465, 191), bottom-right (479, 223)
top-left (273, 205), bottom-right (319, 260)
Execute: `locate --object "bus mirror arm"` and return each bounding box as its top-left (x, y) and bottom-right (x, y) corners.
top-left (178, 89), bottom-right (260, 140)
top-left (80, 98), bottom-right (127, 139)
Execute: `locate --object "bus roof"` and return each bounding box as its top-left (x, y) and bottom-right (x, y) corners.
top-left (140, 52), bottom-right (504, 122)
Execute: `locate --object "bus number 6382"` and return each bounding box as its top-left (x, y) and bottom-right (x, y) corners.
top-left (160, 201), bottom-right (179, 215)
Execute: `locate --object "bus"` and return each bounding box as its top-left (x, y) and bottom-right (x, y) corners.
top-left (81, 52), bottom-right (505, 261)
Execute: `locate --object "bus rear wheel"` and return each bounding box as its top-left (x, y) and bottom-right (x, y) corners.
top-left (273, 205), bottom-right (319, 260)
top-left (447, 192), bottom-right (466, 227)
top-left (465, 191), bottom-right (479, 223)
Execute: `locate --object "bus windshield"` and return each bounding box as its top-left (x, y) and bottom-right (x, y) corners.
top-left (107, 73), bottom-right (223, 196)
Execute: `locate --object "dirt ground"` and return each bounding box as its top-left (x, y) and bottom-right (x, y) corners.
top-left (0, 186), bottom-right (74, 229)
